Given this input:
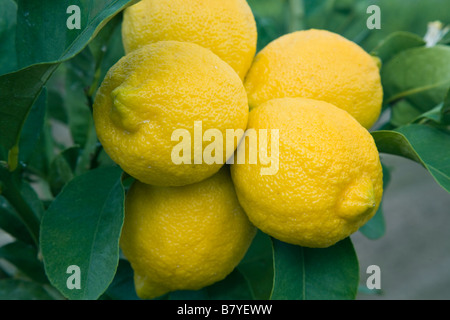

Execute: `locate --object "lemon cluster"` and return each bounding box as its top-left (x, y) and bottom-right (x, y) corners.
top-left (93, 0), bottom-right (384, 299)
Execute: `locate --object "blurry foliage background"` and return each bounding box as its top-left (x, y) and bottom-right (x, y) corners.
top-left (250, 0), bottom-right (450, 52)
top-left (0, 0), bottom-right (450, 300)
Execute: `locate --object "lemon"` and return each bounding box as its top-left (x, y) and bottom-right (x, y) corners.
top-left (120, 167), bottom-right (256, 299)
top-left (122, 0), bottom-right (257, 80)
top-left (93, 41), bottom-right (248, 187)
top-left (230, 98), bottom-right (383, 248)
top-left (244, 29), bottom-right (383, 129)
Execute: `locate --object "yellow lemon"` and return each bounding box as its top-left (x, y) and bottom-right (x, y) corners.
top-left (93, 41), bottom-right (248, 187)
top-left (244, 29), bottom-right (383, 129)
top-left (230, 98), bottom-right (383, 248)
top-left (122, 0), bottom-right (257, 80)
top-left (120, 167), bottom-right (256, 299)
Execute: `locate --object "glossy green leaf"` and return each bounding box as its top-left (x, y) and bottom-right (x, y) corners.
top-left (372, 124), bottom-right (450, 193)
top-left (0, 279), bottom-right (54, 300)
top-left (102, 259), bottom-right (140, 300)
top-left (20, 181), bottom-right (45, 221)
top-left (0, 196), bottom-right (34, 245)
top-left (237, 230), bottom-right (274, 299)
top-left (382, 45), bottom-right (450, 111)
top-left (0, 0), bottom-right (135, 157)
top-left (413, 104), bottom-right (444, 125)
top-left (46, 65), bottom-right (69, 124)
top-left (270, 238), bottom-right (359, 300)
top-left (442, 88), bottom-right (450, 125)
top-left (359, 205), bottom-right (386, 240)
top-left (96, 22), bottom-right (125, 88)
top-left (390, 99), bottom-right (423, 127)
top-left (370, 31), bottom-right (425, 63)
top-left (15, 0), bottom-right (134, 67)
top-left (169, 269), bottom-right (254, 301)
top-left (48, 151), bottom-right (75, 197)
top-left (0, 241), bottom-right (47, 284)
top-left (18, 88), bottom-right (47, 164)
top-left (169, 289), bottom-right (209, 301)
top-left (65, 49), bottom-right (95, 147)
top-left (0, 167), bottom-right (41, 244)
top-left (40, 166), bottom-right (125, 300)
top-left (0, 63), bottom-right (57, 160)
top-left (0, 0), bottom-right (18, 75)
top-left (87, 13), bottom-right (124, 96)
top-left (206, 269), bottom-right (254, 300)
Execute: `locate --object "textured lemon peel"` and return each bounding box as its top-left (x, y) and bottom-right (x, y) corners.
top-left (244, 29), bottom-right (383, 129)
top-left (122, 0), bottom-right (257, 80)
top-left (231, 97), bottom-right (383, 248)
top-left (120, 168), bottom-right (256, 299)
top-left (93, 41), bottom-right (249, 186)
top-left (336, 175), bottom-right (377, 221)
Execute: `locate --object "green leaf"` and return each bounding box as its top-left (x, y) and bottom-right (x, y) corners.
top-left (15, 0), bottom-right (134, 68)
top-left (20, 181), bottom-right (45, 221)
top-left (47, 147), bottom-right (80, 197)
top-left (390, 99), bottom-right (423, 127)
top-left (359, 205), bottom-right (386, 240)
top-left (412, 103), bottom-right (444, 125)
top-left (372, 124), bottom-right (450, 193)
top-left (442, 88), bottom-right (450, 125)
top-left (359, 163), bottom-right (391, 240)
top-left (0, 196), bottom-right (35, 245)
top-left (0, 279), bottom-right (54, 300)
top-left (206, 269), bottom-right (254, 300)
top-left (270, 238), bottom-right (359, 300)
top-left (237, 230), bottom-right (273, 300)
top-left (0, 63), bottom-right (57, 165)
top-left (0, 167), bottom-right (41, 245)
top-left (18, 88), bottom-right (47, 164)
top-left (0, 241), bottom-right (48, 284)
top-left (96, 21), bottom-right (125, 90)
top-left (64, 48), bottom-right (95, 147)
top-left (87, 12), bottom-right (125, 97)
top-left (0, 0), bottom-right (135, 157)
top-left (46, 65), bottom-right (69, 124)
top-left (370, 31), bottom-right (425, 63)
top-left (169, 289), bottom-right (209, 301)
top-left (168, 268), bottom-right (255, 301)
top-left (74, 124), bottom-right (100, 175)
top-left (168, 269), bottom-right (254, 301)
top-left (381, 45), bottom-right (450, 111)
top-left (0, 0), bottom-right (18, 75)
top-left (48, 151), bottom-right (75, 197)
top-left (102, 259), bottom-right (140, 300)
top-left (40, 166), bottom-right (125, 300)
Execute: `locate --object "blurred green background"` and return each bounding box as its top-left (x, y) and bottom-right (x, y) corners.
top-left (1, 0), bottom-right (450, 300)
top-left (249, 0), bottom-right (450, 52)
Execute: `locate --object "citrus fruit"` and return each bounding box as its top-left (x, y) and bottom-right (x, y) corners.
top-left (93, 41), bottom-right (248, 187)
top-left (120, 167), bottom-right (256, 299)
top-left (244, 29), bottom-right (383, 129)
top-left (122, 0), bottom-right (257, 80)
top-left (230, 97), bottom-right (383, 248)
